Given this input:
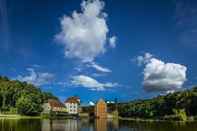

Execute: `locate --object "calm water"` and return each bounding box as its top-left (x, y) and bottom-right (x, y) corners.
top-left (0, 118), bottom-right (197, 131)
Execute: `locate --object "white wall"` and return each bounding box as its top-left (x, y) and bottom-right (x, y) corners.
top-left (42, 103), bottom-right (51, 113)
top-left (65, 103), bottom-right (78, 114)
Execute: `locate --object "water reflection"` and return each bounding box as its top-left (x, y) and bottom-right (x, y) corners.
top-left (95, 119), bottom-right (107, 131)
top-left (0, 119), bottom-right (41, 131)
top-left (42, 119), bottom-right (81, 131)
top-left (1, 118), bottom-right (197, 131)
top-left (108, 119), bottom-right (119, 131)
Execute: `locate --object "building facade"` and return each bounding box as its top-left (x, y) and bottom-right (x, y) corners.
top-left (42, 99), bottom-right (67, 113)
top-left (95, 99), bottom-right (107, 119)
top-left (64, 96), bottom-right (80, 115)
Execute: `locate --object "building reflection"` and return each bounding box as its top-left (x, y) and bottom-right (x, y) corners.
top-left (64, 119), bottom-right (80, 131)
top-left (41, 118), bottom-right (119, 131)
top-left (95, 118), bottom-right (107, 131)
top-left (42, 119), bottom-right (80, 131)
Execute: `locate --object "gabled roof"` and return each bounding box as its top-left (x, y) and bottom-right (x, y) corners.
top-left (96, 98), bottom-right (106, 105)
top-left (64, 96), bottom-right (80, 104)
top-left (48, 99), bottom-right (65, 108)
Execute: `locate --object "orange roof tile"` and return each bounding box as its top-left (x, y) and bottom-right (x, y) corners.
top-left (48, 99), bottom-right (65, 107)
top-left (64, 96), bottom-right (80, 104)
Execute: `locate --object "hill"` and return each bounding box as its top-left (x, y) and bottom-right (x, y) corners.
top-left (0, 76), bottom-right (57, 115)
top-left (118, 87), bottom-right (197, 121)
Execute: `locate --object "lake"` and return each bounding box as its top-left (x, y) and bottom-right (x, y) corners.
top-left (0, 118), bottom-right (197, 131)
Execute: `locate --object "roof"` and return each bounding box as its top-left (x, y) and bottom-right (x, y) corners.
top-left (96, 98), bottom-right (106, 105)
top-left (64, 96), bottom-right (80, 104)
top-left (48, 99), bottom-right (65, 108)
top-left (96, 99), bottom-right (107, 107)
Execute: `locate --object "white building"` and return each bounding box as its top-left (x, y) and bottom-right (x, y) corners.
top-left (64, 96), bottom-right (80, 115)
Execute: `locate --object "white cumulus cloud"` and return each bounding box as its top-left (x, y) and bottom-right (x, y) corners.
top-left (87, 62), bottom-right (111, 73)
top-left (137, 53), bottom-right (187, 92)
top-left (56, 0), bottom-right (116, 62)
top-left (71, 75), bottom-right (118, 91)
top-left (17, 68), bottom-right (54, 86)
top-left (109, 36), bottom-right (117, 48)
top-left (89, 101), bottom-right (95, 106)
top-left (136, 52), bottom-right (153, 66)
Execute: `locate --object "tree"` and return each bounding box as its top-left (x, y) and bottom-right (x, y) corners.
top-left (0, 75), bottom-right (57, 115)
top-left (16, 95), bottom-right (42, 115)
top-left (42, 92), bottom-right (58, 102)
top-left (173, 109), bottom-right (187, 121)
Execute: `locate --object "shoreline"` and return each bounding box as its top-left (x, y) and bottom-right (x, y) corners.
top-left (0, 114), bottom-right (41, 119)
top-left (118, 116), bottom-right (197, 122)
top-left (0, 114), bottom-right (196, 123)
top-left (119, 117), bottom-right (164, 122)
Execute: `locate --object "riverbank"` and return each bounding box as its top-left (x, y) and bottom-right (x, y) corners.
top-left (0, 114), bottom-right (41, 119)
top-left (119, 116), bottom-right (197, 122)
top-left (0, 113), bottom-right (82, 119)
top-left (1, 113), bottom-right (197, 123)
top-left (119, 117), bottom-right (163, 122)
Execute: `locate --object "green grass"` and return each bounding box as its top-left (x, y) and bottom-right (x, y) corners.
top-left (0, 114), bottom-right (41, 119)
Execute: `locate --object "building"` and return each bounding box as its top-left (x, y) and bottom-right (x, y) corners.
top-left (64, 96), bottom-right (80, 115)
top-left (42, 99), bottom-right (67, 113)
top-left (95, 99), bottom-right (107, 119)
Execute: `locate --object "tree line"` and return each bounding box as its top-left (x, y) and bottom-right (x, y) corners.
top-left (0, 76), bottom-right (57, 115)
top-left (118, 87), bottom-right (197, 120)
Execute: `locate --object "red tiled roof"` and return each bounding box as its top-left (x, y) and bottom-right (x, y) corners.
top-left (64, 96), bottom-right (80, 104)
top-left (48, 99), bottom-right (65, 108)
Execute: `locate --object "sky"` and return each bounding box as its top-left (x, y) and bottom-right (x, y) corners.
top-left (0, 0), bottom-right (197, 104)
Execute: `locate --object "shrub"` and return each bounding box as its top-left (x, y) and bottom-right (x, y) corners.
top-left (173, 109), bottom-right (187, 121)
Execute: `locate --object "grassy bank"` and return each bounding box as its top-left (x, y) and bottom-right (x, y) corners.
top-left (119, 116), bottom-right (197, 122)
top-left (0, 114), bottom-right (41, 119)
top-left (0, 114), bottom-right (77, 119)
top-left (119, 116), bottom-right (169, 122)
top-left (0, 113), bottom-right (82, 120)
top-left (1, 113), bottom-right (197, 122)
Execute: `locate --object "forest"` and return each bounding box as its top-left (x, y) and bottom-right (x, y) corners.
top-left (0, 76), bottom-right (57, 115)
top-left (118, 87), bottom-right (197, 121)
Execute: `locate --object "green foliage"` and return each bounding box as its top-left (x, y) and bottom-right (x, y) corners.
top-left (16, 96), bottom-right (33, 115)
top-left (16, 95), bottom-right (43, 115)
top-left (172, 109), bottom-right (187, 121)
top-left (112, 110), bottom-right (119, 119)
top-left (118, 86), bottom-right (197, 120)
top-left (41, 113), bottom-right (50, 119)
top-left (42, 92), bottom-right (58, 102)
top-left (0, 76), bottom-right (57, 115)
top-left (8, 107), bottom-right (17, 114)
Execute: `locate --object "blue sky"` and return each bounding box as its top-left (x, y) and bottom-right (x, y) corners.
top-left (0, 0), bottom-right (197, 103)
